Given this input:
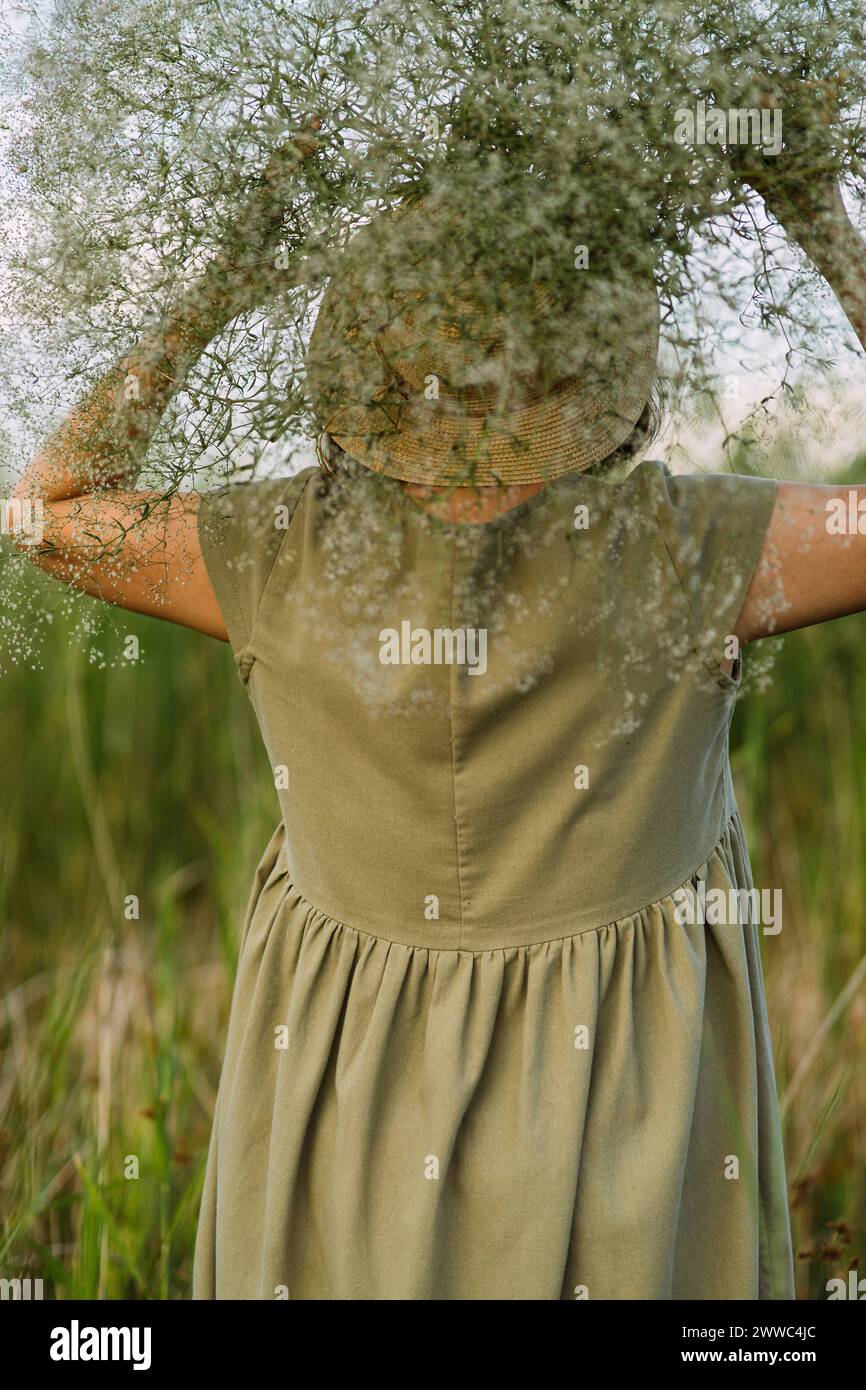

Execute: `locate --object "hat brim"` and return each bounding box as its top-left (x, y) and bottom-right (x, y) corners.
top-left (330, 331), bottom-right (659, 485)
top-left (307, 201), bottom-right (661, 486)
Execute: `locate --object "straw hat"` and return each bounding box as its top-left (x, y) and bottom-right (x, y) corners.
top-left (305, 192), bottom-right (660, 486)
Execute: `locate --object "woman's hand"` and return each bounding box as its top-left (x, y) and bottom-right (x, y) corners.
top-left (727, 74), bottom-right (866, 350)
top-left (728, 74), bottom-right (846, 236)
top-left (5, 115), bottom-right (324, 642)
top-left (727, 75), bottom-right (866, 648)
top-left (211, 114), bottom-right (323, 313)
top-left (13, 113), bottom-right (324, 507)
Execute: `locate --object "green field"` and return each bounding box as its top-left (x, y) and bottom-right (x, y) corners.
top-left (1, 468), bottom-right (865, 1300)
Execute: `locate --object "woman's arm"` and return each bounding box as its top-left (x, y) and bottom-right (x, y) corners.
top-left (731, 82), bottom-right (866, 645)
top-left (4, 121), bottom-right (320, 641)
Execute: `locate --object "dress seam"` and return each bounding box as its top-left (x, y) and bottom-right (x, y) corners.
top-left (280, 807), bottom-right (745, 958)
top-left (447, 543), bottom-right (468, 947)
top-left (218, 554), bottom-right (256, 686)
top-left (640, 463), bottom-right (744, 695)
top-left (244, 469), bottom-right (316, 667)
top-left (212, 512), bottom-right (255, 660)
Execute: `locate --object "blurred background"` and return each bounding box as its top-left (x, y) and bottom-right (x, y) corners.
top-left (2, 0), bottom-right (866, 1303)
top-left (1, 443), bottom-right (866, 1301)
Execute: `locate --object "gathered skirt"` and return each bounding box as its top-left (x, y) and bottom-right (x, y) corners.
top-left (192, 812), bottom-right (794, 1301)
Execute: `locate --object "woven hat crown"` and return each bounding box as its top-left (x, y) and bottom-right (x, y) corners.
top-left (306, 184), bottom-right (660, 485)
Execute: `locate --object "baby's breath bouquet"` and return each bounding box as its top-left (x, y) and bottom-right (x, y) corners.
top-left (0, 0), bottom-right (864, 492)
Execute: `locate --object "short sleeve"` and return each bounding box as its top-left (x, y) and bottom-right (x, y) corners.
top-left (637, 459), bottom-right (778, 686)
top-left (197, 468), bottom-right (315, 682)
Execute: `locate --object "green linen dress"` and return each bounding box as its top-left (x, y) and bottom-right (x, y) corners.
top-left (192, 455), bottom-right (794, 1301)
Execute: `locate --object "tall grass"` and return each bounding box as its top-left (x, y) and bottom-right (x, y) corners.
top-left (1, 476), bottom-right (865, 1299)
top-left (0, 572), bottom-right (276, 1299)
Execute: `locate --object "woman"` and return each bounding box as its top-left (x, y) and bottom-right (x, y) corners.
top-left (6, 110), bottom-right (866, 1301)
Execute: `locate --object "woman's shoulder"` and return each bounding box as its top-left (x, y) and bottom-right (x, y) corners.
top-left (198, 466), bottom-right (319, 528)
top-left (620, 456), bottom-right (778, 507)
